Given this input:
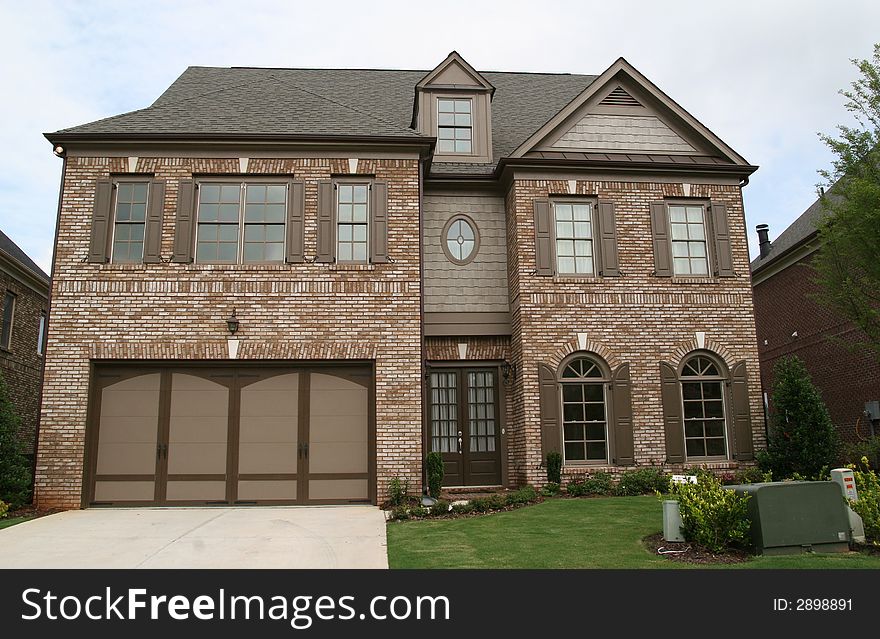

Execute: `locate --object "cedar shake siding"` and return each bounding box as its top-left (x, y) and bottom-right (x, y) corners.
top-left (39, 53), bottom-right (761, 508)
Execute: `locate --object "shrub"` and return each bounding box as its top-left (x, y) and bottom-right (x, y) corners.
top-left (734, 466), bottom-right (771, 484)
top-left (429, 500), bottom-right (451, 516)
top-left (541, 482), bottom-right (561, 497)
top-left (387, 477), bottom-right (409, 507)
top-left (841, 436), bottom-right (880, 471)
top-left (471, 494), bottom-right (507, 513)
top-left (615, 467), bottom-right (670, 496)
top-left (546, 451), bottom-right (562, 485)
top-left (567, 472), bottom-right (614, 496)
top-left (671, 473), bottom-right (752, 553)
top-left (0, 373), bottom-right (32, 509)
top-left (0, 500), bottom-right (8, 519)
top-left (505, 485), bottom-right (538, 506)
top-left (391, 505), bottom-right (410, 521)
top-left (451, 501), bottom-right (474, 515)
top-left (425, 452), bottom-right (444, 499)
top-left (850, 460), bottom-right (880, 544)
top-left (759, 357), bottom-right (840, 479)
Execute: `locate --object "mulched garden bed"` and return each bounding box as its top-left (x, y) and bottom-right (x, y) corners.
top-left (643, 532), bottom-right (752, 564)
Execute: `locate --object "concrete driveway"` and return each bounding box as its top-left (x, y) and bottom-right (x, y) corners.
top-left (0, 506), bottom-right (388, 569)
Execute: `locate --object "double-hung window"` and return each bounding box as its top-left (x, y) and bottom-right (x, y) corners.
top-left (1, 291), bottom-right (15, 350)
top-left (111, 182), bottom-right (148, 262)
top-left (668, 204), bottom-right (709, 276)
top-left (553, 201), bottom-right (595, 275)
top-left (195, 183), bottom-right (286, 263)
top-left (336, 183), bottom-right (369, 263)
top-left (437, 98), bottom-right (472, 154)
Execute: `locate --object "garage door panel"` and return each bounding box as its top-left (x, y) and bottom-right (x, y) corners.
top-left (168, 417), bottom-right (229, 443)
top-left (309, 390), bottom-right (368, 416)
top-left (100, 390), bottom-right (162, 417)
top-left (166, 481), bottom-right (226, 501)
top-left (238, 443), bottom-right (298, 474)
top-left (168, 443), bottom-right (227, 475)
top-left (309, 479), bottom-right (369, 501)
top-left (309, 443), bottom-right (368, 474)
top-left (238, 480), bottom-right (297, 501)
top-left (96, 443), bottom-right (158, 475)
top-left (94, 481), bottom-right (155, 502)
top-left (309, 415), bottom-right (368, 442)
top-left (95, 417), bottom-right (158, 443)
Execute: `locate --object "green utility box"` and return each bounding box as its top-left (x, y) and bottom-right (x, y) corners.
top-left (725, 481), bottom-right (850, 556)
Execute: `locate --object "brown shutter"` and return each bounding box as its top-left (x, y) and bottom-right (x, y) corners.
top-left (611, 364), bottom-right (634, 465)
top-left (172, 179), bottom-right (195, 263)
top-left (539, 364), bottom-right (561, 459)
top-left (88, 178), bottom-right (113, 263)
top-left (143, 179), bottom-right (165, 264)
top-left (660, 361), bottom-right (684, 463)
top-left (533, 198), bottom-right (553, 276)
top-left (316, 180), bottom-right (335, 263)
top-left (285, 179), bottom-right (305, 263)
top-left (650, 201), bottom-right (672, 276)
top-left (730, 360), bottom-right (754, 461)
top-left (710, 202), bottom-right (735, 277)
top-left (370, 181), bottom-right (389, 263)
top-left (597, 200), bottom-right (620, 276)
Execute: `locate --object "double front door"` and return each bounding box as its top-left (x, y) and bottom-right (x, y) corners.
top-left (428, 366), bottom-right (502, 487)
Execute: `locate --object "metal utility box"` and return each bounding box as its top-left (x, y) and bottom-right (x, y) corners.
top-left (725, 482), bottom-right (851, 555)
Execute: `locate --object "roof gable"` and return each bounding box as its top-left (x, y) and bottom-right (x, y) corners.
top-left (509, 58), bottom-right (749, 165)
top-left (416, 51), bottom-right (494, 93)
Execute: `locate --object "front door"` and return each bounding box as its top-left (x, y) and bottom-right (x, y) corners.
top-left (427, 367), bottom-right (502, 487)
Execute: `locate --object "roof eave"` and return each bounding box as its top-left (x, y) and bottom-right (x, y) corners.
top-left (498, 156), bottom-right (758, 178)
top-left (750, 229), bottom-right (820, 277)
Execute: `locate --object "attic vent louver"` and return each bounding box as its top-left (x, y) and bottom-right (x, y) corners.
top-left (600, 87), bottom-right (641, 107)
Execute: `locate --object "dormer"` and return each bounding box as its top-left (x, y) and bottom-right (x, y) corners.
top-left (413, 51), bottom-right (494, 163)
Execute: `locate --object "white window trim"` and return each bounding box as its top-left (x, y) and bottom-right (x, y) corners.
top-left (667, 202), bottom-right (711, 277)
top-left (110, 180), bottom-right (150, 264)
top-left (436, 97), bottom-right (474, 155)
top-left (334, 181), bottom-right (371, 264)
top-left (552, 199), bottom-right (597, 277)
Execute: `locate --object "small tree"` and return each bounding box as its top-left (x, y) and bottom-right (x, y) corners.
top-left (758, 357), bottom-right (840, 479)
top-left (425, 452), bottom-right (444, 499)
top-left (0, 373), bottom-right (33, 509)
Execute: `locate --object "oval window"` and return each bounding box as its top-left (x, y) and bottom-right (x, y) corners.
top-left (442, 215), bottom-right (480, 265)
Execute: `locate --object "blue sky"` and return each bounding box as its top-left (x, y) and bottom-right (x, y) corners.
top-left (1, 0), bottom-right (878, 273)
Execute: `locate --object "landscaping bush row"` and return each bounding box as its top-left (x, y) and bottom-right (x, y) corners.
top-left (564, 467), bottom-right (671, 497)
top-left (389, 486), bottom-right (540, 521)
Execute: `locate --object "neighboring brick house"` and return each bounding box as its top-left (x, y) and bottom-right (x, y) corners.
top-left (38, 52), bottom-right (763, 510)
top-left (0, 228), bottom-right (50, 460)
top-left (751, 192), bottom-right (880, 442)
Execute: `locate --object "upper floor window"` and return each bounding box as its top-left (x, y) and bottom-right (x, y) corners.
top-left (336, 183), bottom-right (370, 263)
top-left (37, 311), bottom-right (46, 355)
top-left (442, 215), bottom-right (479, 265)
top-left (437, 98), bottom-right (472, 154)
top-left (680, 354), bottom-right (727, 459)
top-left (1, 291), bottom-right (15, 350)
top-left (560, 356), bottom-right (608, 463)
top-left (195, 183), bottom-right (286, 263)
top-left (554, 202), bottom-right (594, 275)
top-left (669, 204), bottom-right (709, 276)
top-left (112, 182), bottom-right (148, 263)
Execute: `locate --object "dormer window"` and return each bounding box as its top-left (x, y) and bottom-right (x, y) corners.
top-left (437, 99), bottom-right (472, 154)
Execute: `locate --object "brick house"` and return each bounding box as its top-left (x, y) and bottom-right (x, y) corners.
top-left (37, 52), bottom-right (763, 510)
top-left (1, 228), bottom-right (50, 461)
top-left (751, 192), bottom-right (880, 442)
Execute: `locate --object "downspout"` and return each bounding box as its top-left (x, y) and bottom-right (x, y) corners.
top-left (418, 157), bottom-right (427, 494)
top-left (32, 151), bottom-right (67, 505)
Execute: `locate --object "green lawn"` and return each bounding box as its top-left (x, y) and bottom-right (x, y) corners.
top-left (387, 496), bottom-right (880, 569)
top-left (0, 516), bottom-right (31, 531)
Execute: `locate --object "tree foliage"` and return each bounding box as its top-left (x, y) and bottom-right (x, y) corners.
top-left (757, 357), bottom-right (839, 479)
top-left (813, 44), bottom-right (880, 358)
top-left (0, 373), bottom-right (32, 509)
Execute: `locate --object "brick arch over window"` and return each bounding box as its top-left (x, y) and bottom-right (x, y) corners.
top-left (546, 335), bottom-right (622, 372)
top-left (669, 335), bottom-right (735, 370)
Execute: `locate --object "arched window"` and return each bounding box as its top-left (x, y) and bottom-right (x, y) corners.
top-left (560, 356), bottom-right (609, 463)
top-left (680, 354), bottom-right (728, 459)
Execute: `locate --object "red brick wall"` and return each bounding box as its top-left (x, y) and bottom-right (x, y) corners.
top-left (0, 269), bottom-right (47, 456)
top-left (506, 178), bottom-right (765, 486)
top-left (36, 155), bottom-right (423, 509)
top-left (753, 253), bottom-right (880, 442)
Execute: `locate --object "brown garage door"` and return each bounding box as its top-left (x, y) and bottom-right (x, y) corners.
top-left (86, 364), bottom-right (374, 507)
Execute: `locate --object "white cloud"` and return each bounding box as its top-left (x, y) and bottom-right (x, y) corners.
top-left (1, 0), bottom-right (877, 270)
